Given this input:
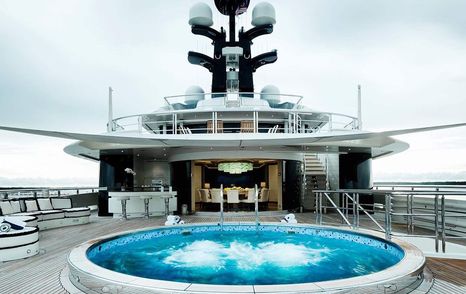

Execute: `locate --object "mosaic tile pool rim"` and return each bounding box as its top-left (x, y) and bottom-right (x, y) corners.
top-left (68, 222), bottom-right (426, 293)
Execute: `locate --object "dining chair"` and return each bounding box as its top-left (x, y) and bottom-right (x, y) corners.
top-left (240, 189), bottom-right (256, 211)
top-left (199, 189), bottom-right (211, 210)
top-left (259, 188), bottom-right (270, 210)
top-left (227, 190), bottom-right (240, 211)
top-left (210, 188), bottom-right (224, 210)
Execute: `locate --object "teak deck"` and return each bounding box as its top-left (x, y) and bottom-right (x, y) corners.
top-left (0, 213), bottom-right (465, 293)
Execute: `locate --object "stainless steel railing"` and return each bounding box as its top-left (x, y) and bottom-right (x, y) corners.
top-left (0, 187), bottom-right (106, 199)
top-left (314, 188), bottom-right (466, 253)
top-left (110, 92), bottom-right (357, 135)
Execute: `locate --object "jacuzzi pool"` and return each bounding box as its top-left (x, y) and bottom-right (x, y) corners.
top-left (68, 223), bottom-right (426, 293)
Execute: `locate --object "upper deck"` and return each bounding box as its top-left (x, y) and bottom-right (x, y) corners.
top-left (110, 92), bottom-right (359, 135)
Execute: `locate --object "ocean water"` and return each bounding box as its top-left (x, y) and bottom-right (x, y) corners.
top-left (88, 229), bottom-right (403, 285)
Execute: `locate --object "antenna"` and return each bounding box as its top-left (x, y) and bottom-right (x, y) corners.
top-left (107, 86), bottom-right (114, 132)
top-left (357, 84), bottom-right (362, 130)
top-left (188, 1), bottom-right (276, 93)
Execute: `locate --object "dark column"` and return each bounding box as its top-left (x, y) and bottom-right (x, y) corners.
top-left (171, 161), bottom-right (192, 214)
top-left (98, 153), bottom-right (134, 216)
top-left (282, 160), bottom-right (302, 211)
top-left (339, 153), bottom-right (373, 209)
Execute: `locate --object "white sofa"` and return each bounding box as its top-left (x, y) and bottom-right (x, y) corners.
top-left (0, 197), bottom-right (91, 231)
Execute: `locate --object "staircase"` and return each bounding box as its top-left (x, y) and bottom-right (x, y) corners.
top-left (302, 154), bottom-right (328, 211)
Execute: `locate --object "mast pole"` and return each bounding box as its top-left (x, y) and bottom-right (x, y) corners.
top-left (229, 13), bottom-right (235, 43)
top-left (107, 86), bottom-right (114, 132)
top-left (357, 84), bottom-right (362, 130)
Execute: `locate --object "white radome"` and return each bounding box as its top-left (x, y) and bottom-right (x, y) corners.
top-left (185, 85), bottom-right (205, 104)
top-left (189, 2), bottom-right (213, 27)
top-left (251, 2), bottom-right (276, 26)
top-left (260, 85), bottom-right (280, 104)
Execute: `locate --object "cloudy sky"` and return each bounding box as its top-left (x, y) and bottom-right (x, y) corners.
top-left (0, 0), bottom-right (465, 187)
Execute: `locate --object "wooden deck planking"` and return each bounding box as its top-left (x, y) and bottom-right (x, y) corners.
top-left (0, 213), bottom-right (465, 293)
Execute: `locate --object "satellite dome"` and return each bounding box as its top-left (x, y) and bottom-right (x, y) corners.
top-left (260, 85), bottom-right (280, 104)
top-left (189, 3), bottom-right (213, 27)
top-left (185, 85), bottom-right (205, 104)
top-left (251, 2), bottom-right (276, 26)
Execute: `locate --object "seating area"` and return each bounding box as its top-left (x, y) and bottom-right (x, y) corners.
top-left (0, 197), bottom-right (91, 262)
top-left (0, 197), bottom-right (91, 231)
top-left (196, 188), bottom-right (270, 211)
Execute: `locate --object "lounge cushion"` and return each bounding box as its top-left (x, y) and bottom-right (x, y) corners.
top-left (7, 215), bottom-right (38, 227)
top-left (10, 201), bottom-right (22, 214)
top-left (25, 200), bottom-right (39, 212)
top-left (63, 207), bottom-right (91, 218)
top-left (51, 198), bottom-right (72, 209)
top-left (0, 201), bottom-right (13, 215)
top-left (37, 198), bottom-right (53, 210)
top-left (40, 210), bottom-right (65, 221)
top-left (13, 212), bottom-right (43, 222)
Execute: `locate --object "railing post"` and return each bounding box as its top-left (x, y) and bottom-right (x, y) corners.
top-left (441, 195), bottom-right (446, 253)
top-left (409, 188), bottom-right (414, 233)
top-left (406, 193), bottom-right (410, 233)
top-left (173, 113), bottom-right (177, 134)
top-left (355, 193), bottom-right (360, 228)
top-left (434, 194), bottom-right (439, 253)
top-left (138, 116), bottom-right (142, 133)
top-left (254, 184), bottom-right (259, 229)
top-left (352, 193), bottom-right (357, 229)
top-left (385, 193), bottom-right (392, 240)
top-left (345, 192), bottom-right (349, 224)
top-left (220, 184), bottom-right (224, 230)
top-left (319, 192), bottom-right (323, 225)
top-left (315, 191), bottom-right (319, 224)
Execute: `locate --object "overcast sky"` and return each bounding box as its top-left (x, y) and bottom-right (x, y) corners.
top-left (1, 0), bottom-right (465, 187)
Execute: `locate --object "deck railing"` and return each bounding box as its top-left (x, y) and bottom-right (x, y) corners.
top-left (0, 187), bottom-right (106, 199)
top-left (110, 93), bottom-right (357, 135)
top-left (314, 187), bottom-right (466, 253)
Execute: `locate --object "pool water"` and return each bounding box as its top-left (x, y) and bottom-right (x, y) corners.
top-left (87, 226), bottom-right (404, 285)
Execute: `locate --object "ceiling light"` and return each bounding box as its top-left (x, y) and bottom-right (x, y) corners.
top-left (218, 162), bottom-right (253, 174)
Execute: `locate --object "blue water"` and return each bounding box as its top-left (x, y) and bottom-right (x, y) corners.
top-left (88, 226), bottom-right (404, 285)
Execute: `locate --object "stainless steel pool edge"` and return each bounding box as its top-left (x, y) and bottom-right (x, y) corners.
top-left (67, 223), bottom-right (427, 294)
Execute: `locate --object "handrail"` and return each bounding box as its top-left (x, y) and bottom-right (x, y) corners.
top-left (110, 92), bottom-right (358, 135)
top-left (0, 187), bottom-right (105, 199)
top-left (314, 188), bottom-right (466, 253)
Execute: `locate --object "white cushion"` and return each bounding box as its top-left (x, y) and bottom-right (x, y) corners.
top-left (63, 207), bottom-right (91, 218)
top-left (37, 198), bottom-right (53, 210)
top-left (51, 198), bottom-right (72, 209)
top-left (6, 215), bottom-right (37, 227)
top-left (25, 200), bottom-right (39, 212)
top-left (0, 201), bottom-right (14, 215)
top-left (40, 210), bottom-right (65, 221)
top-left (10, 201), bottom-right (21, 213)
top-left (13, 212), bottom-right (43, 222)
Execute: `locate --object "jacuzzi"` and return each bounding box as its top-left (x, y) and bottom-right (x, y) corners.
top-left (67, 223), bottom-right (425, 293)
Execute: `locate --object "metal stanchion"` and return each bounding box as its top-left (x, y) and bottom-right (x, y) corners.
top-left (385, 193), bottom-right (391, 240)
top-left (441, 195), bottom-right (446, 253)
